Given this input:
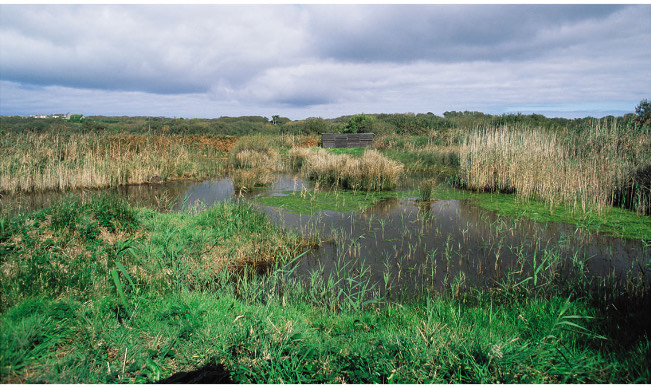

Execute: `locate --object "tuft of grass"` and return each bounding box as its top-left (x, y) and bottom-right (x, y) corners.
top-left (230, 136), bottom-right (283, 191)
top-left (288, 147), bottom-right (404, 191)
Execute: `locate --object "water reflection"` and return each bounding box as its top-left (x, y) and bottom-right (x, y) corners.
top-left (259, 195), bottom-right (650, 295)
top-left (1, 172), bottom-right (648, 296)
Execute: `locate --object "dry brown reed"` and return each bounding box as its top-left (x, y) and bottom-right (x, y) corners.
top-left (458, 124), bottom-right (651, 214)
top-left (232, 149), bottom-right (280, 170)
top-left (288, 148), bottom-right (404, 191)
top-left (0, 133), bottom-right (227, 194)
top-left (229, 136), bottom-right (282, 191)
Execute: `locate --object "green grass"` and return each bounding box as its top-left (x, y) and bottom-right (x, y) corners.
top-left (1, 194), bottom-right (649, 383)
top-left (380, 148), bottom-right (459, 173)
top-left (324, 147), bottom-right (367, 157)
top-left (428, 184), bottom-right (651, 240)
top-left (1, 285), bottom-right (648, 383)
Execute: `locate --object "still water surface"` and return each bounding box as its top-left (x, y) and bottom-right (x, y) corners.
top-left (2, 173), bottom-right (648, 294)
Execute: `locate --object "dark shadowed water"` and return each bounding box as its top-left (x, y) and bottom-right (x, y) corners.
top-left (2, 173), bottom-right (649, 295)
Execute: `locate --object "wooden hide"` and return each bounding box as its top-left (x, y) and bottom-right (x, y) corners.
top-left (321, 133), bottom-right (374, 148)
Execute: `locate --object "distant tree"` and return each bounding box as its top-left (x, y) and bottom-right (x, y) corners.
top-left (271, 115), bottom-right (280, 125)
top-left (344, 114), bottom-right (373, 133)
top-left (635, 99), bottom-right (651, 126)
top-left (304, 117), bottom-right (328, 134)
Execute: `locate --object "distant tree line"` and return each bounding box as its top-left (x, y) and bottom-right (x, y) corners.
top-left (1, 100), bottom-right (648, 136)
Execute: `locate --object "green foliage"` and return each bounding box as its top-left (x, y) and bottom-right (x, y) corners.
top-left (344, 114), bottom-right (374, 134)
top-left (377, 112), bottom-right (454, 134)
top-left (49, 195), bottom-right (138, 238)
top-left (304, 117), bottom-right (328, 134)
top-left (0, 297), bottom-right (79, 381)
top-left (271, 115), bottom-right (290, 126)
top-left (635, 99), bottom-right (651, 127)
top-left (1, 109), bottom-right (644, 138)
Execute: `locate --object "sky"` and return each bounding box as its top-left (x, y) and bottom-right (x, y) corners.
top-left (0, 4), bottom-right (650, 120)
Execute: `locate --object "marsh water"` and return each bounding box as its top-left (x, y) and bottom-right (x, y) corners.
top-left (2, 173), bottom-right (649, 295)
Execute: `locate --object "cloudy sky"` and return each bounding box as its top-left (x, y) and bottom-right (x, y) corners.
top-left (1, 4), bottom-right (650, 119)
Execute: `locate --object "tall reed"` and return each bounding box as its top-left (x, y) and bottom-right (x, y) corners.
top-left (229, 136), bottom-right (282, 191)
top-left (458, 124), bottom-right (650, 214)
top-left (0, 133), bottom-right (226, 194)
top-left (288, 148), bottom-right (404, 191)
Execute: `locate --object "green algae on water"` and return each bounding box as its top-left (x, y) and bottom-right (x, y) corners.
top-left (430, 184), bottom-right (651, 241)
top-left (256, 189), bottom-right (401, 214)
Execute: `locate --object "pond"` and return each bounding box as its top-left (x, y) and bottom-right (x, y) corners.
top-left (2, 173), bottom-right (649, 297)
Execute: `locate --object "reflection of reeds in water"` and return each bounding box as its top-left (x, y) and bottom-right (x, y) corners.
top-left (458, 125), bottom-right (651, 214)
top-left (232, 168), bottom-right (275, 192)
top-left (0, 133), bottom-right (226, 194)
top-left (288, 148), bottom-right (404, 191)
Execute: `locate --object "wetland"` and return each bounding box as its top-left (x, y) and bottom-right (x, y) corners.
top-left (1, 113), bottom-right (650, 383)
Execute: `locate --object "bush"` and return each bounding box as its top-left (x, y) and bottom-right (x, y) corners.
top-left (635, 99), bottom-right (651, 127)
top-left (344, 114), bottom-right (374, 134)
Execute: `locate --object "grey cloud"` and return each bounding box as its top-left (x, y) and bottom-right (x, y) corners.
top-left (0, 5), bottom-right (309, 94)
top-left (306, 5), bottom-right (636, 63)
top-left (0, 4), bottom-right (649, 119)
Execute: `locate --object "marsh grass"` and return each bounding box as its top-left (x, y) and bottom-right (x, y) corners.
top-left (0, 195), bottom-right (649, 383)
top-left (288, 147), bottom-right (404, 191)
top-left (229, 136), bottom-right (284, 191)
top-left (374, 133), bottom-right (460, 172)
top-left (458, 124), bottom-right (651, 215)
top-left (0, 195), bottom-right (311, 312)
top-left (0, 133), bottom-right (227, 194)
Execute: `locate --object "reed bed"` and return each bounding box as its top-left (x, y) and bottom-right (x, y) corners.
top-left (288, 148), bottom-right (404, 191)
top-left (231, 149), bottom-right (279, 191)
top-left (458, 125), bottom-right (651, 214)
top-left (0, 133), bottom-right (227, 194)
top-left (229, 136), bottom-right (282, 191)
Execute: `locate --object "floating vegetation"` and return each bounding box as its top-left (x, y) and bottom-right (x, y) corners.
top-left (256, 188), bottom-right (404, 214)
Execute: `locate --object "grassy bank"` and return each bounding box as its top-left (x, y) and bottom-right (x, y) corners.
top-left (256, 189), bottom-right (404, 214)
top-left (0, 196), bottom-right (649, 383)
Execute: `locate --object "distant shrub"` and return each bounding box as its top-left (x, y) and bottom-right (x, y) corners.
top-left (635, 99), bottom-right (651, 127)
top-left (344, 114), bottom-right (374, 134)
